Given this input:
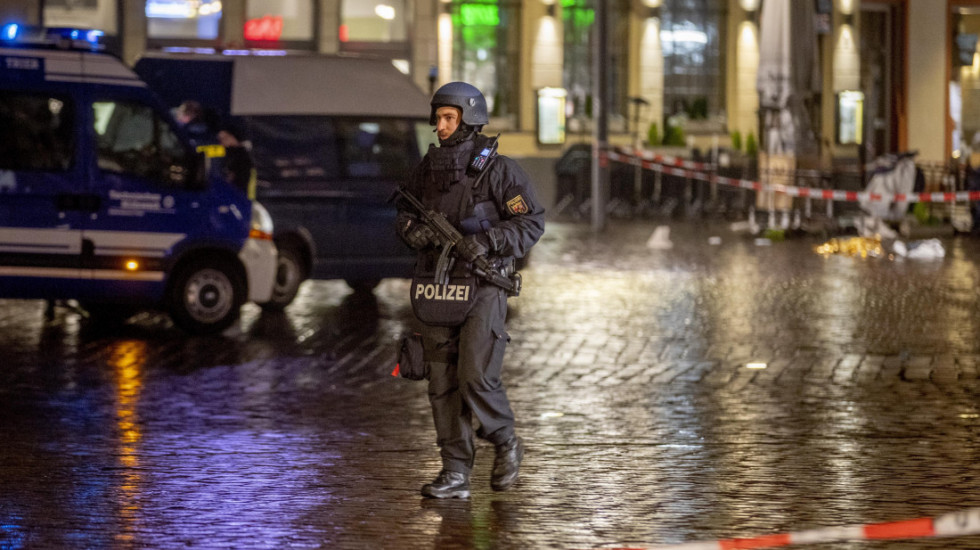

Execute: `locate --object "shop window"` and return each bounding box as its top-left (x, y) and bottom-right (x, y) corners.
top-left (341, 0), bottom-right (408, 43)
top-left (561, 0), bottom-right (630, 131)
top-left (146, 0), bottom-right (222, 40)
top-left (562, 0), bottom-right (594, 124)
top-left (44, 0), bottom-right (117, 35)
top-left (659, 0), bottom-right (726, 125)
top-left (246, 0), bottom-right (314, 44)
top-left (0, 92), bottom-right (75, 172)
top-left (952, 7), bottom-right (980, 161)
top-left (443, 0), bottom-right (521, 127)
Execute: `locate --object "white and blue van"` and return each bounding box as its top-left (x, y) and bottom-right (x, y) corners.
top-left (134, 52), bottom-right (434, 309)
top-left (0, 25), bottom-right (277, 334)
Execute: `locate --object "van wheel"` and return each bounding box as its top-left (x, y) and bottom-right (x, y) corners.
top-left (168, 260), bottom-right (243, 334)
top-left (346, 279), bottom-right (380, 293)
top-left (260, 247), bottom-right (304, 311)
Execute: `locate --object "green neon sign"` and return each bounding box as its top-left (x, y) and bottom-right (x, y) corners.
top-left (459, 4), bottom-right (500, 27)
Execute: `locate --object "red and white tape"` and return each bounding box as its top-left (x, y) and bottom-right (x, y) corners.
top-left (603, 149), bottom-right (976, 205)
top-left (593, 507), bottom-right (980, 550)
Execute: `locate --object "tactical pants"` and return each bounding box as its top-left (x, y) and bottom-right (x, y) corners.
top-left (422, 285), bottom-right (514, 474)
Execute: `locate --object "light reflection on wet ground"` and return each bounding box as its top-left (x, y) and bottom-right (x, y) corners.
top-left (3, 221), bottom-right (980, 549)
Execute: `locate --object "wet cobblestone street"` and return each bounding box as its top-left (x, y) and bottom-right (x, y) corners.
top-left (4, 220), bottom-right (980, 549)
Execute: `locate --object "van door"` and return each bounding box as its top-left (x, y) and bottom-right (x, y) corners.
top-left (83, 94), bottom-right (203, 302)
top-left (0, 89), bottom-right (86, 298)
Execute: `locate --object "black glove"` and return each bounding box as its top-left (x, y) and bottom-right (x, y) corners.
top-left (458, 233), bottom-right (490, 263)
top-left (404, 220), bottom-right (436, 250)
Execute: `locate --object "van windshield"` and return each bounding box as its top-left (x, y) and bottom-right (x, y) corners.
top-left (93, 99), bottom-right (190, 186)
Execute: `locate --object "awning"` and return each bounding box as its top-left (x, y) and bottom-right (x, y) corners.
top-left (230, 55), bottom-right (430, 118)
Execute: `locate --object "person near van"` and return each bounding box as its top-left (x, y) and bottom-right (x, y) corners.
top-left (217, 123), bottom-right (257, 200)
top-left (395, 82), bottom-right (545, 499)
top-left (175, 100), bottom-right (212, 145)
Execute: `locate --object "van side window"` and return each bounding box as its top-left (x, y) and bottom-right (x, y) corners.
top-left (247, 116), bottom-right (339, 186)
top-left (93, 100), bottom-right (190, 187)
top-left (336, 119), bottom-right (415, 180)
top-left (0, 91), bottom-right (75, 172)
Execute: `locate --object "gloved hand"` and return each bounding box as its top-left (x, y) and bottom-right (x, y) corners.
top-left (404, 220), bottom-right (437, 250)
top-left (458, 233), bottom-right (490, 263)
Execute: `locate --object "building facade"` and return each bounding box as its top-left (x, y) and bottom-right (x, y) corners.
top-left (0, 0), bottom-right (970, 167)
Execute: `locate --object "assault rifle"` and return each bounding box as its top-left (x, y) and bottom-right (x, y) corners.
top-left (394, 186), bottom-right (521, 297)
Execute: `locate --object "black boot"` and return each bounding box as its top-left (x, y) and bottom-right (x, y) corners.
top-left (491, 436), bottom-right (524, 491)
top-left (421, 469), bottom-right (470, 499)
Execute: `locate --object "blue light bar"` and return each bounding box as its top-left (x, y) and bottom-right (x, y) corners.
top-left (1, 23), bottom-right (19, 41)
top-left (0, 23), bottom-right (106, 51)
top-left (47, 27), bottom-right (106, 50)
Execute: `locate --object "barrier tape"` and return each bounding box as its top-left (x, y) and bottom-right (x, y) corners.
top-left (589, 507), bottom-right (980, 550)
top-left (603, 149), bottom-right (976, 205)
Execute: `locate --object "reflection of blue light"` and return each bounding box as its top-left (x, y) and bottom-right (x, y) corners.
top-left (3, 522), bottom-right (26, 545)
top-left (1, 23), bottom-right (19, 41)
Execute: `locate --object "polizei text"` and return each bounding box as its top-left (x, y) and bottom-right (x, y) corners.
top-left (414, 283), bottom-right (472, 302)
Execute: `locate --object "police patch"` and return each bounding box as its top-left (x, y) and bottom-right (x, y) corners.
top-left (506, 195), bottom-right (529, 214)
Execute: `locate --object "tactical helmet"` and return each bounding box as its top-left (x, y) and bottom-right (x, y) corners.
top-left (429, 81), bottom-right (489, 127)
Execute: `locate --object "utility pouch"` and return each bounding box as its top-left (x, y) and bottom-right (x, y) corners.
top-left (411, 254), bottom-right (478, 326)
top-left (394, 332), bottom-right (427, 380)
top-left (410, 274), bottom-right (478, 326)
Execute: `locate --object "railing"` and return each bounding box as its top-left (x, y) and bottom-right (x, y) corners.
top-left (551, 146), bottom-right (971, 232)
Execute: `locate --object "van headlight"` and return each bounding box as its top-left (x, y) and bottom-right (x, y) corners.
top-left (249, 201), bottom-right (274, 240)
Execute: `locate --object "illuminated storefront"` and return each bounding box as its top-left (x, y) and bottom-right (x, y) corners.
top-left (13, 0), bottom-right (952, 164)
top-left (146, 0), bottom-right (222, 41)
top-left (245, 0), bottom-right (315, 46)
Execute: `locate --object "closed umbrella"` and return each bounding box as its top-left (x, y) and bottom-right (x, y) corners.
top-left (756, 0), bottom-right (820, 156)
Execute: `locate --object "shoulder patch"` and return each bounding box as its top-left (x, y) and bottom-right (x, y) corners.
top-left (506, 195), bottom-right (529, 215)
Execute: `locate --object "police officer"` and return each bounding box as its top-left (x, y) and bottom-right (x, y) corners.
top-left (396, 82), bottom-right (545, 499)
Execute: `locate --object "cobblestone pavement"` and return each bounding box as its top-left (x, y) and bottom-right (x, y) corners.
top-left (4, 221), bottom-right (980, 549)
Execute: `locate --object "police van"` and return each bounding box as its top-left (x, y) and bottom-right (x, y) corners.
top-left (134, 52), bottom-right (434, 309)
top-left (0, 25), bottom-right (277, 334)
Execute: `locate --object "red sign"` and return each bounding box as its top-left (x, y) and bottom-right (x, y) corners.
top-left (244, 15), bottom-right (283, 41)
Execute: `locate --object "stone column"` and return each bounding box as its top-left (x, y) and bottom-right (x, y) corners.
top-left (318, 0), bottom-right (339, 54)
top-left (520, 0), bottom-right (562, 133)
top-left (630, 0), bottom-right (664, 147)
top-left (726, 0), bottom-right (759, 149)
top-left (221, 0), bottom-right (245, 49)
top-left (413, 0), bottom-right (439, 94)
top-left (120, 0), bottom-right (147, 66)
top-left (904, 0), bottom-right (946, 162)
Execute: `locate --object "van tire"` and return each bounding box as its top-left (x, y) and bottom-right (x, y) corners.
top-left (260, 247), bottom-right (304, 311)
top-left (168, 259), bottom-right (244, 334)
